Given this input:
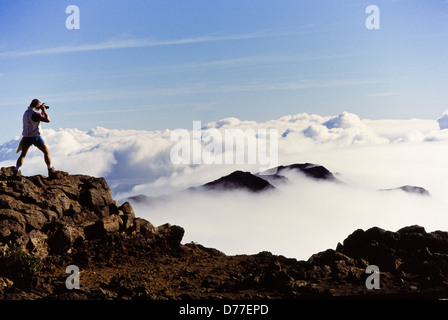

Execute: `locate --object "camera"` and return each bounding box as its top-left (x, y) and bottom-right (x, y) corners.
top-left (41, 103), bottom-right (50, 109)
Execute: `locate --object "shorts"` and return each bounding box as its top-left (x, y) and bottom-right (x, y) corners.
top-left (22, 136), bottom-right (45, 149)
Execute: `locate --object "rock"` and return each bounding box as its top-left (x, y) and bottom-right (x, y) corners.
top-left (308, 249), bottom-right (355, 268)
top-left (25, 230), bottom-right (49, 259)
top-left (0, 276), bottom-right (13, 288)
top-left (275, 163), bottom-right (340, 182)
top-left (338, 227), bottom-right (399, 257)
top-left (47, 222), bottom-right (84, 254)
top-left (105, 274), bottom-right (136, 298)
top-left (398, 225), bottom-right (426, 235)
top-left (199, 170), bottom-right (275, 193)
top-left (0, 167), bottom-right (16, 177)
top-left (101, 214), bottom-right (122, 234)
top-left (83, 215), bottom-right (122, 239)
top-left (22, 210), bottom-right (48, 231)
top-left (133, 218), bottom-right (155, 237)
top-left (79, 186), bottom-right (109, 210)
top-left (118, 202), bottom-right (135, 231)
top-left (155, 223), bottom-right (185, 249)
top-left (0, 210), bottom-right (27, 243)
top-left (381, 185), bottom-right (431, 196)
top-left (336, 225), bottom-right (448, 285)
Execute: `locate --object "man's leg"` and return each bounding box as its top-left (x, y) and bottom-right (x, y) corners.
top-left (36, 143), bottom-right (52, 168)
top-left (15, 144), bottom-right (31, 174)
top-left (37, 143), bottom-right (57, 177)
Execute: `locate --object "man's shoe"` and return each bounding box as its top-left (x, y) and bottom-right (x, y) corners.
top-left (48, 166), bottom-right (57, 178)
top-left (13, 169), bottom-right (21, 177)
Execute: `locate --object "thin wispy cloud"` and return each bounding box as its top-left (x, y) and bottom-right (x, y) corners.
top-left (23, 78), bottom-right (381, 106)
top-left (366, 92), bottom-right (399, 97)
top-left (185, 53), bottom-right (357, 70)
top-left (0, 31), bottom-right (299, 58)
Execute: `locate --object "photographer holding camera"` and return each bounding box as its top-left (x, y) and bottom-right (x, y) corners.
top-left (14, 99), bottom-right (57, 177)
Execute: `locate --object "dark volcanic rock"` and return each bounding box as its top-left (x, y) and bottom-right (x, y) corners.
top-left (276, 163), bottom-right (340, 182)
top-left (191, 163), bottom-right (338, 194)
top-left (337, 225), bottom-right (448, 289)
top-left (381, 185), bottom-right (431, 196)
top-left (0, 166), bottom-right (185, 299)
top-left (0, 165), bottom-right (447, 300)
top-left (200, 170), bottom-right (275, 193)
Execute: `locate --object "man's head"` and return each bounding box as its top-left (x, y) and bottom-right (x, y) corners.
top-left (30, 99), bottom-right (41, 109)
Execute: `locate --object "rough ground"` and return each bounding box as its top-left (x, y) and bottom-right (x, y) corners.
top-left (0, 166), bottom-right (448, 300)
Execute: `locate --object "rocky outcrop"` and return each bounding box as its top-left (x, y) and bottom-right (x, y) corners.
top-left (381, 185), bottom-right (431, 196)
top-left (0, 166), bottom-right (446, 300)
top-left (337, 225), bottom-right (448, 283)
top-left (0, 167), bottom-right (182, 256)
top-left (198, 163), bottom-right (339, 193)
top-left (199, 170), bottom-right (275, 193)
top-left (0, 167), bottom-right (184, 299)
top-left (275, 163), bottom-right (340, 182)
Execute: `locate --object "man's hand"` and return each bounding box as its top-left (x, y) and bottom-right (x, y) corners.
top-left (39, 104), bottom-right (50, 122)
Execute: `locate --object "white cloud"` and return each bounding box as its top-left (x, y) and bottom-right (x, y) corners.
top-left (437, 109), bottom-right (448, 129)
top-left (363, 118), bottom-right (439, 142)
top-left (2, 110), bottom-right (448, 260)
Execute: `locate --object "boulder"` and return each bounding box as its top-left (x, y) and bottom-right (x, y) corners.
top-left (0, 210), bottom-right (27, 243)
top-left (154, 223), bottom-right (185, 249)
top-left (133, 218), bottom-right (155, 237)
top-left (101, 214), bottom-right (122, 234)
top-left (47, 222), bottom-right (85, 254)
top-left (118, 202), bottom-right (135, 231)
top-left (24, 230), bottom-right (49, 259)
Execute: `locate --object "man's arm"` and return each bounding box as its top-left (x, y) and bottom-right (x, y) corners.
top-left (31, 109), bottom-right (50, 123)
top-left (40, 108), bottom-right (50, 123)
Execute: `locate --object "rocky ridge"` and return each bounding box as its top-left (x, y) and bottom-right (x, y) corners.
top-left (0, 166), bottom-right (447, 300)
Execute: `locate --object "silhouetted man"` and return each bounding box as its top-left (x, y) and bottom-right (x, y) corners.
top-left (15, 99), bottom-right (56, 177)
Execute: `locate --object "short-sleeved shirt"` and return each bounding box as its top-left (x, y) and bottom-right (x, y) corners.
top-left (22, 107), bottom-right (46, 137)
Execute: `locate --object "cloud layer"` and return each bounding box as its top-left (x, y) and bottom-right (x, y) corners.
top-left (2, 110), bottom-right (448, 259)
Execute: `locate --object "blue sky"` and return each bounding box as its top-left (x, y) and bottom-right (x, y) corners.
top-left (1, 0), bottom-right (447, 141)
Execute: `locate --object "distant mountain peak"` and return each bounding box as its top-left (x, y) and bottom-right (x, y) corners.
top-left (381, 185), bottom-right (431, 196)
top-left (275, 163), bottom-right (340, 182)
top-left (201, 170), bottom-right (275, 193)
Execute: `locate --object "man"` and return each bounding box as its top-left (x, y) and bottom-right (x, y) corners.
top-left (15, 99), bottom-right (56, 177)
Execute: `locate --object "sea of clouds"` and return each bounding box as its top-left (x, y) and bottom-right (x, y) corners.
top-left (2, 110), bottom-right (448, 260)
